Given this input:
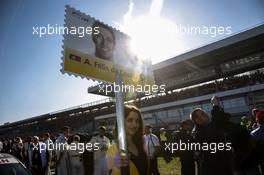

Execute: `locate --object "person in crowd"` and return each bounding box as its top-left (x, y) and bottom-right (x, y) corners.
top-left (251, 111), bottom-right (264, 174)
top-left (251, 111), bottom-right (264, 141)
top-left (2, 139), bottom-right (11, 153)
top-left (43, 133), bottom-right (53, 175)
top-left (190, 108), bottom-right (210, 142)
top-left (90, 125), bottom-right (111, 175)
top-left (0, 139), bottom-right (3, 153)
top-left (190, 108), bottom-right (210, 175)
top-left (144, 124), bottom-right (160, 175)
top-left (68, 135), bottom-right (85, 175)
top-left (175, 120), bottom-right (195, 175)
top-left (241, 116), bottom-right (252, 131)
top-left (191, 96), bottom-right (260, 175)
top-left (24, 136), bottom-right (32, 168)
top-left (81, 133), bottom-right (94, 175)
top-left (159, 128), bottom-right (172, 163)
top-left (192, 97), bottom-right (236, 175)
top-left (28, 136), bottom-right (49, 175)
top-left (252, 108), bottom-right (260, 130)
top-left (252, 109), bottom-right (260, 118)
top-left (159, 128), bottom-right (167, 142)
top-left (12, 137), bottom-right (24, 162)
top-left (107, 105), bottom-right (148, 175)
top-left (29, 136), bottom-right (41, 175)
top-left (55, 126), bottom-right (70, 175)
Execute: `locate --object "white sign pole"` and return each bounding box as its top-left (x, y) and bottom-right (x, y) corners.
top-left (115, 70), bottom-right (130, 175)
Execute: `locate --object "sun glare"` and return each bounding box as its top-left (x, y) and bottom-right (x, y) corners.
top-left (116, 0), bottom-right (182, 63)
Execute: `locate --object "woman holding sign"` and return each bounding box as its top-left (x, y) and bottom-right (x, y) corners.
top-left (107, 105), bottom-right (148, 175)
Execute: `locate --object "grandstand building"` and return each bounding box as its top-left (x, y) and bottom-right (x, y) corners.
top-left (0, 24), bottom-right (264, 138)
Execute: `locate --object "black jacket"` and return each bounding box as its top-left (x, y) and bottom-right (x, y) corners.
top-left (194, 106), bottom-right (236, 175)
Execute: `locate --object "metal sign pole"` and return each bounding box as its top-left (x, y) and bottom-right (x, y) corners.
top-left (115, 70), bottom-right (130, 175)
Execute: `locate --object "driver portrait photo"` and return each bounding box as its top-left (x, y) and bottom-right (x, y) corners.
top-left (92, 21), bottom-right (116, 61)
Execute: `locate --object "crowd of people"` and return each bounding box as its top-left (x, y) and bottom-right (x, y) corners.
top-left (1, 97), bottom-right (264, 175)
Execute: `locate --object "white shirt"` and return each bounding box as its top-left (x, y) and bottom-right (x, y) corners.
top-left (90, 135), bottom-right (110, 175)
top-left (55, 134), bottom-right (68, 160)
top-left (144, 133), bottom-right (160, 158)
top-left (44, 138), bottom-right (53, 162)
top-left (90, 135), bottom-right (110, 162)
top-left (55, 134), bottom-right (69, 175)
top-left (68, 142), bottom-right (85, 175)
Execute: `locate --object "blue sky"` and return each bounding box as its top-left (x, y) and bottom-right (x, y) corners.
top-left (0, 0), bottom-right (264, 125)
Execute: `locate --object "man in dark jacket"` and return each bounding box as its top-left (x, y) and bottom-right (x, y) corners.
top-left (192, 98), bottom-right (235, 175)
top-left (176, 120), bottom-right (195, 175)
top-left (191, 96), bottom-right (259, 175)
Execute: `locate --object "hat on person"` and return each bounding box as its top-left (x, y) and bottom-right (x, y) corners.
top-left (145, 124), bottom-right (152, 128)
top-left (252, 108), bottom-right (259, 116)
top-left (256, 111), bottom-right (264, 122)
top-left (32, 136), bottom-right (39, 141)
top-left (241, 116), bottom-right (247, 120)
top-left (73, 135), bottom-right (80, 141)
top-left (160, 128), bottom-right (165, 131)
top-left (98, 126), bottom-right (106, 131)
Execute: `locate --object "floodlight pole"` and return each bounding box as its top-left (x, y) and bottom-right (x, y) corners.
top-left (115, 70), bottom-right (130, 175)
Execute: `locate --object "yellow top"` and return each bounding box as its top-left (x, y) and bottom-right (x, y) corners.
top-left (160, 132), bottom-right (167, 142)
top-left (107, 144), bottom-right (140, 175)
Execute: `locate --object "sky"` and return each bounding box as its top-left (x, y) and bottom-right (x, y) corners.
top-left (0, 0), bottom-right (264, 125)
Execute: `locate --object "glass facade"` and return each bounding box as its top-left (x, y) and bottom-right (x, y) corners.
top-left (220, 52), bottom-right (264, 73)
top-left (223, 97), bottom-right (248, 114)
top-left (160, 66), bottom-right (216, 88)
